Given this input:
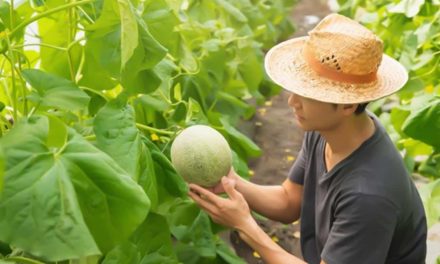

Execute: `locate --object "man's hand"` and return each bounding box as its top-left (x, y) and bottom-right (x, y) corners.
top-left (188, 176), bottom-right (254, 231)
top-left (206, 168), bottom-right (240, 194)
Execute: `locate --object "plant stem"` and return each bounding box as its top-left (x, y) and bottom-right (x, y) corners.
top-left (16, 55), bottom-right (28, 116)
top-left (67, 0), bottom-right (76, 81)
top-left (136, 123), bottom-right (175, 135)
top-left (5, 33), bottom-right (18, 122)
top-left (5, 256), bottom-right (45, 264)
top-left (9, 0), bottom-right (94, 37)
top-left (76, 5), bottom-right (95, 24)
top-left (84, 134), bottom-right (96, 140)
top-left (13, 43), bottom-right (67, 51)
top-left (9, 0), bottom-right (14, 29)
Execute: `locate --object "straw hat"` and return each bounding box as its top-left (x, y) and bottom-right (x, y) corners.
top-left (264, 13), bottom-right (408, 104)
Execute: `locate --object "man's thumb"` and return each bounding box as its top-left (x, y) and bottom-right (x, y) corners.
top-left (221, 176), bottom-right (237, 198)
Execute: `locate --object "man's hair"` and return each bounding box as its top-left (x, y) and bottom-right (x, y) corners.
top-left (332, 103), bottom-right (369, 115)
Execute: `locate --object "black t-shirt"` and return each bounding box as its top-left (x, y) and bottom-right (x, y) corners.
top-left (288, 113), bottom-right (427, 264)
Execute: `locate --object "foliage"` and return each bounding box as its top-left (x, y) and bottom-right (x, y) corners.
top-left (0, 0), bottom-right (295, 262)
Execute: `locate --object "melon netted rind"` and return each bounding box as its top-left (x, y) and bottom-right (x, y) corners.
top-left (170, 125), bottom-right (232, 187)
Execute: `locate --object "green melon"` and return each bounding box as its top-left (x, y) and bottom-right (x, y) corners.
top-left (170, 125), bottom-right (232, 187)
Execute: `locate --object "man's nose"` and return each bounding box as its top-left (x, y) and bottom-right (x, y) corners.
top-left (288, 93), bottom-right (300, 108)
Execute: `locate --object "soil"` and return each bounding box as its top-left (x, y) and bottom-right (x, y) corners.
top-left (222, 1), bottom-right (332, 263)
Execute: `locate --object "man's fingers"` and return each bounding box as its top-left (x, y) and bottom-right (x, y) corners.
top-left (189, 183), bottom-right (223, 205)
top-left (221, 176), bottom-right (239, 199)
top-left (188, 190), bottom-right (219, 214)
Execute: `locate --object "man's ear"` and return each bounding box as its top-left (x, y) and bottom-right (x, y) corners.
top-left (341, 104), bottom-right (357, 115)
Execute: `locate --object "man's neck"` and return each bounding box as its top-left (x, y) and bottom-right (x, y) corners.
top-left (320, 112), bottom-right (376, 157)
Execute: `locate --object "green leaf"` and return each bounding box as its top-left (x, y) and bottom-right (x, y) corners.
top-left (143, 138), bottom-right (187, 203)
top-left (231, 150), bottom-right (249, 179)
top-left (402, 98), bottom-right (440, 148)
top-left (418, 152), bottom-right (440, 178)
top-left (22, 69), bottom-right (90, 111)
top-left (120, 4), bottom-right (167, 95)
top-left (118, 0), bottom-right (139, 67)
top-left (216, 91), bottom-right (254, 120)
top-left (46, 113), bottom-right (68, 149)
top-left (172, 102), bottom-right (187, 122)
top-left (102, 242), bottom-right (141, 264)
top-left (37, 0), bottom-right (82, 79)
top-left (94, 98), bottom-right (159, 210)
top-left (220, 117), bottom-right (261, 159)
top-left (419, 178), bottom-right (440, 227)
top-left (86, 91), bottom-right (108, 116)
top-left (397, 79), bottom-right (425, 101)
top-left (94, 99), bottom-right (142, 180)
top-left (80, 27), bottom-right (121, 90)
top-left (133, 213), bottom-right (178, 262)
top-left (214, 0), bottom-right (248, 22)
top-left (142, 0), bottom-right (181, 55)
top-left (216, 239), bottom-right (246, 264)
top-left (0, 145), bottom-right (4, 194)
top-left (80, 0), bottom-right (121, 90)
top-left (0, 116), bottom-right (150, 261)
top-left (387, 0), bottom-right (425, 18)
top-left (390, 107), bottom-right (410, 136)
top-left (168, 201), bottom-right (216, 258)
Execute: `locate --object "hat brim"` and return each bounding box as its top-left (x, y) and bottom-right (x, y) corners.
top-left (264, 37), bottom-right (408, 104)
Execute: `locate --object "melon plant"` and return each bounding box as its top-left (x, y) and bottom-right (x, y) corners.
top-left (171, 125), bottom-right (232, 187)
top-left (0, 0), bottom-right (294, 262)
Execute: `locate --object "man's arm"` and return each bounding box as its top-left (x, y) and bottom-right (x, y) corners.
top-left (237, 216), bottom-right (307, 264)
top-left (189, 177), bottom-right (308, 264)
top-left (234, 175), bottom-right (303, 223)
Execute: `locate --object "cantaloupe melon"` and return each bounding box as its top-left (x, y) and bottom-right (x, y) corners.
top-left (170, 125), bottom-right (232, 187)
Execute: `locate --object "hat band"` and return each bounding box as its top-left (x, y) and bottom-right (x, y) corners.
top-left (303, 44), bottom-right (377, 84)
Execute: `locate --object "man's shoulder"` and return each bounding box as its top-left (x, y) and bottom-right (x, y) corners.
top-left (303, 130), bottom-right (323, 149)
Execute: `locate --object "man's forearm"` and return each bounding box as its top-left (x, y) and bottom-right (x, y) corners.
top-left (238, 218), bottom-right (306, 264)
top-left (235, 176), bottom-right (299, 223)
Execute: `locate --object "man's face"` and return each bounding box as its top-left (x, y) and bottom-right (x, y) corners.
top-left (287, 93), bottom-right (345, 131)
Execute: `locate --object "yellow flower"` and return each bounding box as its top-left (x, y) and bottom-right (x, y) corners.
top-left (286, 155), bottom-right (295, 162)
top-left (425, 84), bottom-right (434, 93)
top-left (151, 133), bottom-right (159, 141)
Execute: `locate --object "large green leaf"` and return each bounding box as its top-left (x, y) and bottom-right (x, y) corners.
top-left (220, 117), bottom-right (261, 159)
top-left (79, 0), bottom-right (121, 90)
top-left (102, 213), bottom-right (178, 264)
top-left (0, 116), bottom-right (150, 261)
top-left (167, 201), bottom-right (216, 259)
top-left (402, 98), bottom-right (440, 148)
top-left (120, 3), bottom-right (167, 95)
top-left (0, 145), bottom-right (3, 194)
top-left (94, 98), bottom-right (159, 210)
top-left (118, 0), bottom-right (138, 67)
top-left (79, 26), bottom-right (121, 90)
top-left (134, 213), bottom-right (178, 263)
top-left (22, 69), bottom-right (90, 111)
top-left (143, 138), bottom-right (187, 205)
top-left (37, 0), bottom-right (82, 79)
top-left (388, 0), bottom-right (425, 18)
top-left (94, 99), bottom-right (144, 180)
top-left (419, 178), bottom-right (440, 227)
top-left (142, 0), bottom-right (181, 55)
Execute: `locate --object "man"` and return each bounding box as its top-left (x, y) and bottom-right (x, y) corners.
top-left (188, 13), bottom-right (427, 264)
